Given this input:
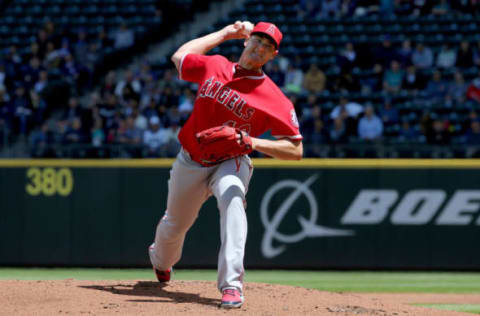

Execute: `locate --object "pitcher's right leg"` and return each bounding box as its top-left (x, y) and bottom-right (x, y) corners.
top-left (149, 149), bottom-right (211, 272)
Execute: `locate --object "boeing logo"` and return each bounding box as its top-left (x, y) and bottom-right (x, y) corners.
top-left (260, 174), bottom-right (353, 258)
top-left (260, 175), bottom-right (480, 258)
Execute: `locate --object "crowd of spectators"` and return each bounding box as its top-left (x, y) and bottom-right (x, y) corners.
top-left (27, 63), bottom-right (186, 158)
top-left (2, 0), bottom-right (480, 158)
top-left (0, 17), bottom-right (144, 154)
top-left (297, 0), bottom-right (480, 19)
top-left (258, 36), bottom-right (480, 156)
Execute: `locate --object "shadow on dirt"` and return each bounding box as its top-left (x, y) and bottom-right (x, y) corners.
top-left (80, 281), bottom-right (220, 307)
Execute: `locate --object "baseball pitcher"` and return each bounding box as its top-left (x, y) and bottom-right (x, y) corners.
top-left (148, 21), bottom-right (303, 308)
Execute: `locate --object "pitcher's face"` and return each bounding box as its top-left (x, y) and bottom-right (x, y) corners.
top-left (239, 35), bottom-right (277, 69)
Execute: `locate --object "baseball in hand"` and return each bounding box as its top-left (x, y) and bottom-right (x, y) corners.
top-left (242, 21), bottom-right (254, 36)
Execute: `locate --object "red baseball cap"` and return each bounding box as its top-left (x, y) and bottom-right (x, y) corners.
top-left (251, 22), bottom-right (283, 49)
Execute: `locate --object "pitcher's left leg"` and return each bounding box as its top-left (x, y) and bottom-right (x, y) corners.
top-left (211, 156), bottom-right (253, 296)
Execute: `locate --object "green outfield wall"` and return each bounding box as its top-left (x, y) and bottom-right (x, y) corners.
top-left (1, 159), bottom-right (480, 269)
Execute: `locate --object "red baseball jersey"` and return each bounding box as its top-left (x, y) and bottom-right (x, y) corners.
top-left (177, 53), bottom-right (302, 163)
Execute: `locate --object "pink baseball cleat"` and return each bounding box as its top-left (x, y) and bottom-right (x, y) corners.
top-left (220, 288), bottom-right (244, 308)
top-left (153, 267), bottom-right (172, 283)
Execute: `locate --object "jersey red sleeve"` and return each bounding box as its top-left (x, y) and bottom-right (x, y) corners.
top-left (268, 108), bottom-right (303, 140)
top-left (179, 53), bottom-right (211, 83)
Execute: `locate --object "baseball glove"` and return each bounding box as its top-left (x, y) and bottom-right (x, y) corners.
top-left (196, 126), bottom-right (253, 164)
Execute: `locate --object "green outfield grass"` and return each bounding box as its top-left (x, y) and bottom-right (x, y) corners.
top-left (416, 304), bottom-right (480, 315)
top-left (1, 269), bottom-right (480, 314)
top-left (1, 268), bottom-right (480, 294)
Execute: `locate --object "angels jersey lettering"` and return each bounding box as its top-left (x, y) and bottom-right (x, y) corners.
top-left (198, 77), bottom-right (254, 121)
top-left (178, 53), bottom-right (302, 163)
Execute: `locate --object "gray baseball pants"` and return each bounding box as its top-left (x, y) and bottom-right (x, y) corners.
top-left (149, 148), bottom-right (253, 293)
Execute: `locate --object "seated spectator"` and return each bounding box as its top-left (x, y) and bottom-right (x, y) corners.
top-left (380, 0), bottom-right (395, 16)
top-left (11, 85), bottom-right (33, 136)
top-left (274, 53), bottom-right (289, 73)
top-left (329, 117), bottom-right (348, 144)
top-left (383, 60), bottom-right (404, 94)
top-left (466, 120), bottom-right (480, 144)
top-left (402, 65), bottom-right (425, 92)
top-left (114, 70), bottom-right (141, 102)
top-left (178, 88), bottom-right (194, 120)
top-left (464, 110), bottom-right (479, 132)
top-left (473, 41), bottom-right (480, 67)
top-left (372, 35), bottom-right (397, 68)
top-left (132, 108), bottom-right (148, 130)
top-left (379, 98), bottom-right (399, 126)
top-left (412, 0), bottom-right (434, 15)
top-left (91, 118), bottom-right (105, 147)
top-left (340, 0), bottom-right (358, 16)
top-left (310, 118), bottom-right (328, 144)
top-left (51, 120), bottom-right (67, 145)
top-left (357, 105), bottom-right (383, 141)
top-left (158, 86), bottom-right (179, 110)
top-left (300, 94), bottom-right (318, 122)
top-left (95, 26), bottom-right (113, 51)
top-left (426, 118), bottom-right (451, 145)
top-left (452, 0), bottom-right (480, 15)
top-left (330, 97), bottom-right (363, 120)
top-left (99, 93), bottom-right (118, 128)
top-left (84, 42), bottom-right (101, 77)
top-left (35, 29), bottom-right (49, 60)
top-left (424, 70), bottom-right (448, 103)
top-left (143, 116), bottom-right (168, 157)
top-left (301, 104), bottom-right (323, 138)
top-left (163, 119), bottom-right (182, 157)
top-left (23, 57), bottom-right (43, 89)
top-left (142, 97), bottom-right (160, 121)
top-left (62, 97), bottom-right (82, 124)
top-left (398, 119), bottom-right (420, 142)
top-left (289, 94), bottom-right (301, 120)
top-left (73, 30), bottom-right (89, 64)
top-left (44, 42), bottom-right (61, 68)
top-left (298, 0), bottom-right (320, 19)
top-left (23, 42), bottom-right (41, 62)
top-left (303, 64), bottom-right (326, 94)
top-left (334, 67), bottom-right (361, 92)
top-left (361, 63), bottom-right (384, 93)
top-left (34, 70), bottom-right (48, 94)
top-left (337, 42), bottom-right (357, 70)
top-left (446, 71), bottom-right (468, 104)
top-left (396, 39), bottom-right (413, 67)
top-left (412, 43), bottom-right (434, 69)
top-left (319, 0), bottom-right (341, 18)
top-left (267, 62), bottom-right (285, 87)
top-left (456, 41), bottom-right (474, 69)
top-left (466, 71), bottom-right (480, 103)
top-left (431, 0), bottom-right (450, 15)
top-left (394, 0), bottom-right (414, 15)
top-left (101, 71), bottom-right (117, 96)
top-left (118, 116), bottom-right (143, 145)
top-left (62, 54), bottom-right (80, 81)
top-left (436, 44), bottom-right (457, 69)
top-left (64, 117), bottom-right (87, 144)
top-left (123, 98), bottom-right (138, 118)
top-left (56, 40), bottom-right (72, 60)
top-left (0, 65), bottom-right (7, 91)
top-left (29, 122), bottom-right (49, 152)
top-left (4, 45), bottom-right (22, 80)
top-left (114, 22), bottom-right (135, 50)
top-left (283, 64), bottom-right (304, 94)
top-left (0, 88), bottom-right (12, 138)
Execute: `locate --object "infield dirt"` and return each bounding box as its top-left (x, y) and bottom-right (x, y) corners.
top-left (1, 280), bottom-right (479, 315)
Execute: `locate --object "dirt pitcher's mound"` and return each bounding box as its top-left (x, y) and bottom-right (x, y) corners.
top-left (0, 280), bottom-right (475, 316)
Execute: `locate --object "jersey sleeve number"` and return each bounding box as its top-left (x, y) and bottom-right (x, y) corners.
top-left (26, 167), bottom-right (74, 197)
